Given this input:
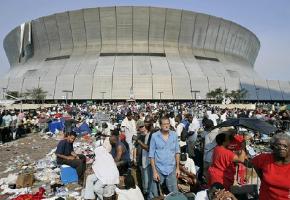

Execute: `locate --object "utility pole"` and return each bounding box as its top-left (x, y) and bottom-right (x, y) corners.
top-left (256, 88), bottom-right (260, 104)
top-left (191, 90), bottom-right (200, 105)
top-left (62, 90), bottom-right (73, 105)
top-left (100, 91), bottom-right (106, 105)
top-left (157, 91), bottom-right (163, 103)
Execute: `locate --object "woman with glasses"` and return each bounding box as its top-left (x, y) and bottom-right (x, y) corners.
top-left (252, 132), bottom-right (290, 200)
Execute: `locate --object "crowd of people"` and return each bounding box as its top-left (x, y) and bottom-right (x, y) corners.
top-left (1, 101), bottom-right (290, 200)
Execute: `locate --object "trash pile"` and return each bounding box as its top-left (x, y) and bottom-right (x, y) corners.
top-left (0, 138), bottom-right (95, 200)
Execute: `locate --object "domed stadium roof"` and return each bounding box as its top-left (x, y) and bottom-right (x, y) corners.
top-left (1, 6), bottom-right (289, 101)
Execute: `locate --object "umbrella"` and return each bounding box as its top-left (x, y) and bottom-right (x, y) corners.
top-left (216, 118), bottom-right (277, 135)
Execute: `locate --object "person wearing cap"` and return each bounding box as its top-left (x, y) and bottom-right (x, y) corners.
top-left (132, 117), bottom-right (154, 199)
top-left (178, 153), bottom-right (198, 193)
top-left (132, 120), bottom-right (146, 190)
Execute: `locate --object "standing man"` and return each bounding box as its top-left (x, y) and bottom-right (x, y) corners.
top-left (133, 117), bottom-right (154, 199)
top-left (149, 116), bottom-right (180, 198)
top-left (121, 111), bottom-right (136, 160)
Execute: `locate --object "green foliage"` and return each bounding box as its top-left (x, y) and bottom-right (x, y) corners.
top-left (206, 87), bottom-right (226, 103)
top-left (5, 91), bottom-right (22, 99)
top-left (25, 87), bottom-right (47, 102)
top-left (206, 88), bottom-right (248, 103)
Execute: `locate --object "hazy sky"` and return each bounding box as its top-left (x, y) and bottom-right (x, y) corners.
top-left (0, 0), bottom-right (289, 81)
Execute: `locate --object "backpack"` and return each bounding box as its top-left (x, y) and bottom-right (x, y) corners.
top-left (180, 127), bottom-right (188, 142)
top-left (181, 119), bottom-right (190, 131)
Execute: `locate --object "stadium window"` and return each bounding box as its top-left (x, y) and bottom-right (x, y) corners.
top-left (45, 55), bottom-right (70, 61)
top-left (194, 56), bottom-right (219, 62)
top-left (99, 53), bottom-right (166, 57)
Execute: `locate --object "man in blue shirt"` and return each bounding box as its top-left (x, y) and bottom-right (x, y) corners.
top-left (149, 116), bottom-right (180, 197)
top-left (55, 132), bottom-right (86, 184)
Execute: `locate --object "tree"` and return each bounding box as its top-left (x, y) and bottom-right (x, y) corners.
top-left (236, 88), bottom-right (248, 103)
top-left (25, 87), bottom-right (47, 103)
top-left (5, 91), bottom-right (22, 100)
top-left (227, 88), bottom-right (248, 103)
top-left (206, 87), bottom-right (226, 103)
top-left (206, 90), bottom-right (216, 100)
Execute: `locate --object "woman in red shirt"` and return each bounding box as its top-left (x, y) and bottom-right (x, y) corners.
top-left (252, 132), bottom-right (290, 200)
top-left (208, 132), bottom-right (246, 190)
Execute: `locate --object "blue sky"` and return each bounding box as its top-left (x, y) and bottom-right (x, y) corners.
top-left (0, 0), bottom-right (290, 80)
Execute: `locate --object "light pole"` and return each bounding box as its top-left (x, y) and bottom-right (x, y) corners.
top-left (2, 87), bottom-right (7, 100)
top-left (191, 90), bottom-right (200, 105)
top-left (62, 90), bottom-right (73, 105)
top-left (100, 91), bottom-right (106, 105)
top-left (255, 88), bottom-right (260, 104)
top-left (157, 91), bottom-right (163, 103)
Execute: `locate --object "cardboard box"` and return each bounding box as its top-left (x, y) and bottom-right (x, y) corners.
top-left (16, 173), bottom-right (34, 188)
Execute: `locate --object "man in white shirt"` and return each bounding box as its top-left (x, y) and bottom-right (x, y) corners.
top-left (188, 115), bottom-right (201, 158)
top-left (169, 112), bottom-right (176, 129)
top-left (2, 111), bottom-right (12, 127)
top-left (115, 174), bottom-right (144, 200)
top-left (220, 110), bottom-right (227, 122)
top-left (208, 110), bottom-right (219, 126)
top-left (121, 111), bottom-right (137, 160)
top-left (175, 115), bottom-right (186, 148)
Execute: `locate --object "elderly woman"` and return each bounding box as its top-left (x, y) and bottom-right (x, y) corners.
top-left (252, 132), bottom-right (290, 200)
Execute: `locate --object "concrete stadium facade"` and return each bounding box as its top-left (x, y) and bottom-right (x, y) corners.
top-left (1, 6), bottom-right (290, 101)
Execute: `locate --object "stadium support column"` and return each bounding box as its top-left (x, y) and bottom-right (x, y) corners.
top-left (191, 90), bottom-right (200, 105)
top-left (2, 88), bottom-right (7, 100)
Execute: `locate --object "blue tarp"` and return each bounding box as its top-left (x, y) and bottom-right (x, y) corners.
top-left (73, 122), bottom-right (91, 135)
top-left (48, 121), bottom-right (64, 134)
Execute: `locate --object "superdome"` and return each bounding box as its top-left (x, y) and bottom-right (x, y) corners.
top-left (1, 6), bottom-right (290, 101)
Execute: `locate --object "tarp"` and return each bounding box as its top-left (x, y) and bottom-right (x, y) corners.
top-left (48, 121), bottom-right (64, 134)
top-left (74, 122), bottom-right (91, 135)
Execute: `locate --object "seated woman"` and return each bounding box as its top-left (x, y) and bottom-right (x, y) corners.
top-left (252, 132), bottom-right (290, 200)
top-left (115, 173), bottom-right (144, 200)
top-left (208, 132), bottom-right (246, 190)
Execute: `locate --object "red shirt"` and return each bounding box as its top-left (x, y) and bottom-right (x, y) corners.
top-left (208, 146), bottom-right (235, 190)
top-left (252, 153), bottom-right (290, 200)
